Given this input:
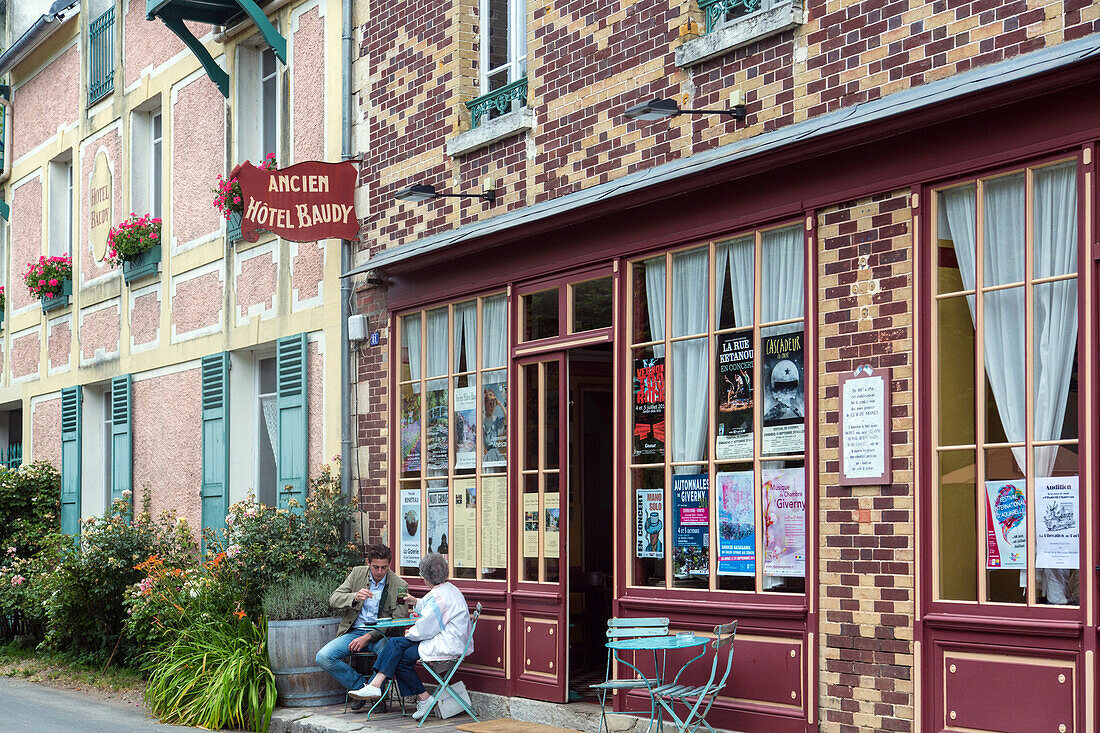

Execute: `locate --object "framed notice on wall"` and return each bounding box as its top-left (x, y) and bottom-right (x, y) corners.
top-left (838, 366), bottom-right (892, 486)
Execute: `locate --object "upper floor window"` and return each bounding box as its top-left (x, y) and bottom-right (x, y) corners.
top-left (130, 105), bottom-right (163, 220)
top-left (237, 43), bottom-right (280, 164)
top-left (468, 0), bottom-right (527, 127)
top-left (932, 159), bottom-right (1081, 608)
top-left (48, 155), bottom-right (73, 258)
top-left (701, 0), bottom-right (775, 32)
top-left (88, 5), bottom-right (115, 106)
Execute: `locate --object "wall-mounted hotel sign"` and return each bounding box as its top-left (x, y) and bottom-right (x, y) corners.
top-left (235, 160), bottom-right (358, 243)
top-left (89, 150), bottom-right (112, 261)
top-left (838, 365), bottom-right (892, 486)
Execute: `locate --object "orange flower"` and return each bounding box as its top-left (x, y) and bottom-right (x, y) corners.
top-left (235, 609), bottom-right (247, 620)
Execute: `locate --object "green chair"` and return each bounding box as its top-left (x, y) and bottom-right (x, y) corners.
top-left (590, 617), bottom-right (670, 733)
top-left (652, 620), bottom-right (737, 733)
top-left (413, 602), bottom-right (482, 727)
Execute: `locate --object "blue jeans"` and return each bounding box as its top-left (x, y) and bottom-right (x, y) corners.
top-left (373, 636), bottom-right (425, 696)
top-left (316, 629), bottom-right (389, 691)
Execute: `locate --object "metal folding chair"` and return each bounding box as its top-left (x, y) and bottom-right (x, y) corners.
top-left (342, 648), bottom-right (406, 715)
top-left (589, 617), bottom-right (670, 733)
top-left (653, 620), bottom-right (737, 733)
top-left (413, 601), bottom-right (482, 727)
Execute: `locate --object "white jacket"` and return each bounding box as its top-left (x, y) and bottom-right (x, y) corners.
top-left (406, 582), bottom-right (472, 661)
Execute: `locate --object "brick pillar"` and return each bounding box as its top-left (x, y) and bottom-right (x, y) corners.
top-left (354, 281), bottom-right (390, 547)
top-left (816, 190), bottom-right (916, 732)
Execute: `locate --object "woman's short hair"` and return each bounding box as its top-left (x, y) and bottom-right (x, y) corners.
top-left (419, 553), bottom-right (449, 586)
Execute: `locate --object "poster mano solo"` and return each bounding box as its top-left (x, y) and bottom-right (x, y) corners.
top-left (761, 331), bottom-right (805, 455)
top-left (715, 332), bottom-right (754, 462)
top-left (633, 356), bottom-right (665, 461)
top-left (636, 488), bottom-right (665, 559)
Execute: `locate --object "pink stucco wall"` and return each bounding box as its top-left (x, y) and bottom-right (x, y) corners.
top-left (81, 129), bottom-right (122, 285)
top-left (10, 330), bottom-right (40, 380)
top-left (292, 7), bottom-right (325, 163)
top-left (11, 179), bottom-right (43, 312)
top-left (131, 289), bottom-right (161, 347)
top-left (31, 396), bottom-right (61, 469)
top-left (133, 368), bottom-right (202, 532)
top-left (80, 304), bottom-right (121, 362)
top-left (307, 341), bottom-right (323, 481)
top-left (123, 1), bottom-right (208, 88)
top-left (236, 250), bottom-right (276, 320)
top-left (13, 45), bottom-right (79, 158)
top-left (292, 241), bottom-right (324, 302)
top-left (48, 319), bottom-right (71, 371)
top-left (172, 76), bottom-right (224, 247)
top-left (172, 271), bottom-right (222, 335)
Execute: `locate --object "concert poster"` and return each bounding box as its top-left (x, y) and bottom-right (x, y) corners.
top-left (633, 356), bottom-right (666, 462)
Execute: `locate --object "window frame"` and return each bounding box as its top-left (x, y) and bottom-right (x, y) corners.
top-left (478, 0), bottom-right (527, 97)
top-left (235, 40), bottom-right (281, 165)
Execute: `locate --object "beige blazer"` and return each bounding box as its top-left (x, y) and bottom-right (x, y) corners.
top-left (329, 567), bottom-right (410, 636)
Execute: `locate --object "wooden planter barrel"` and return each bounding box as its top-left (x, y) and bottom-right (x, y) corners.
top-left (267, 616), bottom-right (345, 707)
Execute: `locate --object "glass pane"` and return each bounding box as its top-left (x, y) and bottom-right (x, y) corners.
top-left (671, 338), bottom-right (708, 464)
top-left (632, 345), bottom-right (665, 464)
top-left (453, 375), bottom-right (476, 474)
top-left (1033, 445), bottom-right (1079, 606)
top-left (633, 467), bottom-right (665, 588)
top-left (671, 248), bottom-right (708, 338)
top-left (936, 184), bottom-right (975, 295)
top-left (716, 463), bottom-right (755, 591)
top-left (761, 225), bottom-right (803, 324)
top-left (453, 300), bottom-right (477, 373)
top-left (400, 313), bottom-right (421, 382)
top-left (937, 450), bottom-right (977, 601)
top-left (482, 370), bottom-right (507, 473)
top-left (982, 288), bottom-right (1025, 444)
top-left (715, 236), bottom-right (754, 331)
top-left (761, 459), bottom-right (806, 594)
top-left (259, 357), bottom-right (276, 394)
top-left (400, 384), bottom-right (422, 479)
top-left (522, 473), bottom-right (539, 582)
top-left (399, 481), bottom-right (421, 576)
top-left (671, 468), bottom-right (709, 589)
top-left (523, 289), bottom-right (558, 341)
top-left (572, 276), bottom-right (612, 332)
top-left (937, 296), bottom-right (975, 446)
top-left (544, 361), bottom-right (559, 470)
top-left (426, 378), bottom-right (448, 477)
top-left (760, 324), bottom-right (805, 456)
top-left (632, 257), bottom-right (665, 344)
top-left (985, 447), bottom-right (1026, 604)
top-left (1032, 161), bottom-right (1078, 279)
top-left (481, 294), bottom-right (508, 369)
top-left (426, 308), bottom-right (449, 377)
top-left (982, 172), bottom-right (1025, 287)
top-left (523, 364), bottom-right (538, 471)
top-left (1033, 281), bottom-right (1078, 441)
top-left (715, 330), bottom-right (753, 462)
top-left (487, 0), bottom-right (509, 72)
top-left (544, 472), bottom-right (560, 583)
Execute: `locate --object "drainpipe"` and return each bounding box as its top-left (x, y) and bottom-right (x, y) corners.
top-left (339, 0), bottom-right (354, 516)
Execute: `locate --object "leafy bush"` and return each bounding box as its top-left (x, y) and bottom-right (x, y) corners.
top-left (0, 461), bottom-right (61, 558)
top-left (262, 572), bottom-right (343, 621)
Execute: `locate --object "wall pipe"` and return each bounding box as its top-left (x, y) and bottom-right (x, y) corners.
top-left (339, 0), bottom-right (355, 521)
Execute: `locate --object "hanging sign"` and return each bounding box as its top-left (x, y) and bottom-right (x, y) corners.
top-left (838, 365), bottom-right (892, 485)
top-left (89, 150), bottom-right (113, 261)
top-left (235, 160), bottom-right (358, 242)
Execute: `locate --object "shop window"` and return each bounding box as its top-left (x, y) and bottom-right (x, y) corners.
top-left (397, 293), bottom-right (509, 580)
top-left (570, 276), bottom-right (613, 333)
top-left (933, 159), bottom-right (1080, 607)
top-left (628, 224), bottom-right (807, 594)
top-left (522, 288), bottom-right (558, 341)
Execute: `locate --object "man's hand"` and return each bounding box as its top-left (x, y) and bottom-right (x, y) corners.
top-left (349, 633), bottom-right (377, 653)
top-left (354, 588), bottom-right (374, 602)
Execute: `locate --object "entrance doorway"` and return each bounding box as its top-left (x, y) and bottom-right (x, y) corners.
top-left (566, 345), bottom-right (614, 701)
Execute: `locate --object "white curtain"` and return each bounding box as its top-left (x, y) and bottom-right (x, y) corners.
top-left (715, 236), bottom-right (754, 329)
top-left (260, 394), bottom-right (278, 453)
top-left (671, 248), bottom-right (709, 470)
top-left (402, 314), bottom-right (422, 386)
top-left (481, 294), bottom-right (508, 370)
top-left (644, 256), bottom-right (666, 358)
top-left (761, 225), bottom-right (804, 325)
top-left (453, 300), bottom-right (477, 372)
top-left (426, 308), bottom-right (448, 378)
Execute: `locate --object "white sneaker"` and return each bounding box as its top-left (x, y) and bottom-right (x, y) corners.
top-left (348, 684), bottom-right (383, 700)
top-left (411, 699), bottom-right (434, 720)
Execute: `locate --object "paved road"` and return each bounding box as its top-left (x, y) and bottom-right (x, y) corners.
top-left (0, 677), bottom-right (209, 732)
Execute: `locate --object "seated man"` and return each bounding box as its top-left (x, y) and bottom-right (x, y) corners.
top-left (316, 543), bottom-right (409, 709)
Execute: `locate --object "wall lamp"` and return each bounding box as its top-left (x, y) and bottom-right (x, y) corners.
top-left (394, 183), bottom-right (497, 205)
top-left (624, 95), bottom-right (746, 122)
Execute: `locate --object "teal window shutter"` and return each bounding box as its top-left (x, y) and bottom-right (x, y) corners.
top-left (201, 353), bottom-right (230, 545)
top-left (60, 386), bottom-right (82, 537)
top-left (276, 333), bottom-right (308, 513)
top-left (110, 374), bottom-right (132, 507)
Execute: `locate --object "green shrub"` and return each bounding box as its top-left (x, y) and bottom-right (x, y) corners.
top-left (0, 462), bottom-right (61, 558)
top-left (261, 572), bottom-right (343, 621)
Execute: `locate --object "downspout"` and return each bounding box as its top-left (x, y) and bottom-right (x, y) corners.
top-left (339, 0), bottom-right (354, 515)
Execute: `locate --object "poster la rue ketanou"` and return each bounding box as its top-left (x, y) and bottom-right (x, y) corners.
top-left (715, 332), bottom-right (753, 461)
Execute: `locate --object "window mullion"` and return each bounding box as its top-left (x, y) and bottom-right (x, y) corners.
top-left (975, 180), bottom-right (988, 605)
top-left (707, 240), bottom-right (717, 592)
top-left (1024, 167), bottom-right (1035, 605)
top-left (753, 229), bottom-right (763, 595)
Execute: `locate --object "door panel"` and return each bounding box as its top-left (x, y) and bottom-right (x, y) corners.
top-left (511, 353), bottom-right (568, 702)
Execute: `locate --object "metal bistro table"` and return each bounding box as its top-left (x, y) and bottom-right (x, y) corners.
top-left (359, 616), bottom-right (417, 719)
top-left (606, 633), bottom-right (710, 733)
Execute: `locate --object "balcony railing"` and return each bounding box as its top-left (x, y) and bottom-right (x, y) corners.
top-left (89, 8), bottom-right (115, 105)
top-left (466, 77), bottom-right (528, 129)
top-left (2, 442), bottom-right (22, 470)
top-left (698, 0), bottom-right (762, 32)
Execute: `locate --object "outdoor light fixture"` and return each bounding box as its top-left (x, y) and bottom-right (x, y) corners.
top-left (394, 183), bottom-right (497, 205)
top-left (624, 94), bottom-right (747, 122)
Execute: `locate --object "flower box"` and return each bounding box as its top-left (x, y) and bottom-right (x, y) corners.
top-left (41, 279), bottom-right (72, 313)
top-left (122, 244), bottom-right (162, 284)
top-left (227, 211), bottom-right (243, 243)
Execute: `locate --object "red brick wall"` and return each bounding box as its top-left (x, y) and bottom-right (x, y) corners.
top-left (354, 284), bottom-right (390, 545)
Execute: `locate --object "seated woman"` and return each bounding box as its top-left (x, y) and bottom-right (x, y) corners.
top-left (348, 552), bottom-right (472, 721)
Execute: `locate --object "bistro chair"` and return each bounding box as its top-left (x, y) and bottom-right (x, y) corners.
top-left (652, 620), bottom-right (737, 733)
top-left (343, 647), bottom-right (405, 716)
top-left (590, 617), bottom-right (670, 733)
top-left (412, 601), bottom-right (482, 727)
